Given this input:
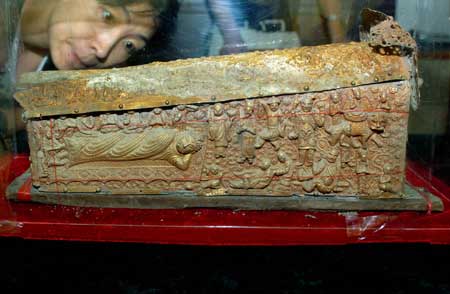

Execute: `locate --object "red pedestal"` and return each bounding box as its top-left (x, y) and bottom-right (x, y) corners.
top-left (1, 154), bottom-right (449, 245)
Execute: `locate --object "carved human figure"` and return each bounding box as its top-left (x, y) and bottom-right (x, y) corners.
top-left (329, 92), bottom-right (343, 118)
top-left (66, 128), bottom-right (203, 171)
top-left (185, 105), bottom-right (201, 122)
top-left (272, 151), bottom-right (292, 178)
top-left (255, 97), bottom-right (284, 150)
top-left (297, 165), bottom-right (315, 193)
top-left (146, 108), bottom-right (171, 127)
top-left (54, 117), bottom-right (78, 139)
top-left (117, 111), bottom-right (145, 133)
top-left (45, 144), bottom-right (69, 167)
top-left (378, 164), bottom-right (401, 194)
top-left (389, 84), bottom-right (410, 111)
top-left (355, 147), bottom-right (369, 174)
top-left (38, 120), bottom-right (69, 167)
top-left (171, 105), bottom-right (186, 125)
top-left (225, 102), bottom-right (241, 145)
top-left (208, 103), bottom-right (231, 158)
top-left (326, 112), bottom-right (387, 149)
top-left (237, 100), bottom-right (257, 164)
top-left (99, 113), bottom-right (120, 133)
top-left (377, 91), bottom-right (391, 111)
top-left (296, 121), bottom-right (315, 166)
top-left (77, 116), bottom-right (96, 135)
top-left (365, 113), bottom-right (388, 147)
top-left (312, 147), bottom-right (341, 194)
top-left (329, 91), bottom-right (353, 147)
top-left (201, 164), bottom-right (225, 190)
top-left (31, 123), bottom-right (50, 178)
top-left (228, 152), bottom-right (290, 190)
top-left (288, 95), bottom-right (316, 135)
top-left (312, 98), bottom-right (330, 129)
top-left (342, 88), bottom-right (371, 123)
top-left (36, 149), bottom-right (48, 178)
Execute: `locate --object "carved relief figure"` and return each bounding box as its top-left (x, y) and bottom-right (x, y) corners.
top-left (77, 116), bottom-right (96, 135)
top-left (208, 103), bottom-right (232, 158)
top-left (377, 91), bottom-right (391, 111)
top-left (326, 112), bottom-right (387, 149)
top-left (99, 113), bottom-right (120, 133)
top-left (171, 105), bottom-right (186, 125)
top-left (255, 97), bottom-right (284, 150)
top-left (66, 128), bottom-right (203, 171)
top-left (312, 146), bottom-right (341, 194)
top-left (237, 100), bottom-right (257, 164)
top-left (378, 164), bottom-right (402, 195)
top-left (286, 96), bottom-right (316, 166)
top-left (228, 152), bottom-right (290, 190)
top-left (118, 111), bottom-right (145, 133)
top-left (145, 108), bottom-right (172, 127)
top-left (201, 164), bottom-right (225, 190)
top-left (312, 98), bottom-right (330, 129)
top-left (342, 88), bottom-right (371, 123)
top-left (54, 117), bottom-right (78, 139)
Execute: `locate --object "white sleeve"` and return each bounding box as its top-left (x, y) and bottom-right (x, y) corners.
top-left (36, 55), bottom-right (48, 72)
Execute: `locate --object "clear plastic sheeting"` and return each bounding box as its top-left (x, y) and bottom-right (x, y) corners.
top-left (1, 0), bottom-right (24, 234)
top-left (343, 212), bottom-right (399, 240)
top-left (1, 0), bottom-right (450, 244)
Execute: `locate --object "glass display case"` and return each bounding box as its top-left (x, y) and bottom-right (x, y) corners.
top-left (1, 0), bottom-right (449, 244)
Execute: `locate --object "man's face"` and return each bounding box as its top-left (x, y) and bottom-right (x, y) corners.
top-left (368, 113), bottom-right (387, 132)
top-left (268, 101), bottom-right (279, 112)
top-left (213, 104), bottom-right (224, 116)
top-left (48, 0), bottom-right (157, 70)
top-left (300, 98), bottom-right (312, 112)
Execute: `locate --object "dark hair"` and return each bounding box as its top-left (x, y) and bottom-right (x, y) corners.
top-left (43, 0), bottom-right (180, 69)
top-left (97, 0), bottom-right (169, 12)
top-left (126, 0), bottom-right (180, 64)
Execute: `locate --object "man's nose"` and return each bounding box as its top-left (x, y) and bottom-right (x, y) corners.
top-left (92, 30), bottom-right (121, 59)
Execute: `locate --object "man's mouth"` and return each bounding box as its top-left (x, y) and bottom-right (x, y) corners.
top-left (69, 49), bottom-right (84, 68)
top-left (70, 49), bottom-right (97, 68)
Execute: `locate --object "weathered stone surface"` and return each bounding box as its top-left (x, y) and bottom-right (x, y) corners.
top-left (15, 42), bottom-right (410, 119)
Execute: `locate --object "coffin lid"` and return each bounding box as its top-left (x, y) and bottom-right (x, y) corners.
top-left (15, 41), bottom-right (413, 119)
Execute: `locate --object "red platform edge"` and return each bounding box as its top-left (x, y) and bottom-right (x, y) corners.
top-left (1, 153), bottom-right (450, 245)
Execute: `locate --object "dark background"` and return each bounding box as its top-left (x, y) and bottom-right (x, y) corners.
top-left (1, 239), bottom-right (450, 294)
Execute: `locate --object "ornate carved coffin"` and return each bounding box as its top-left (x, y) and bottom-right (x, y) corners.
top-left (14, 10), bottom-right (419, 201)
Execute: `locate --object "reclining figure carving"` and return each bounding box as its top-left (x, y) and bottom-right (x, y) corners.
top-left (66, 128), bottom-right (204, 171)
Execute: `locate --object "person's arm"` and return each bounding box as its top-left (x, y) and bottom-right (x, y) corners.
top-left (205, 0), bottom-right (247, 54)
top-left (318, 0), bottom-right (350, 43)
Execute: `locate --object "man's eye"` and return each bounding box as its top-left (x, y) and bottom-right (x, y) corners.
top-left (102, 8), bottom-right (113, 22)
top-left (125, 41), bottom-right (136, 53)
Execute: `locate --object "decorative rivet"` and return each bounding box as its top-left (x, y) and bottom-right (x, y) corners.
top-left (63, 187), bottom-right (68, 193)
top-left (351, 81), bottom-right (356, 86)
top-left (118, 104), bottom-right (124, 109)
top-left (211, 96), bottom-right (217, 102)
top-left (165, 100), bottom-right (170, 105)
top-left (303, 86), bottom-right (310, 91)
top-left (74, 109), bottom-right (79, 114)
top-left (96, 187), bottom-right (101, 193)
top-left (374, 77), bottom-right (380, 82)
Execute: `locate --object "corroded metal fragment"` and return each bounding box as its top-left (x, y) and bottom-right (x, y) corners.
top-left (15, 42), bottom-right (410, 119)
